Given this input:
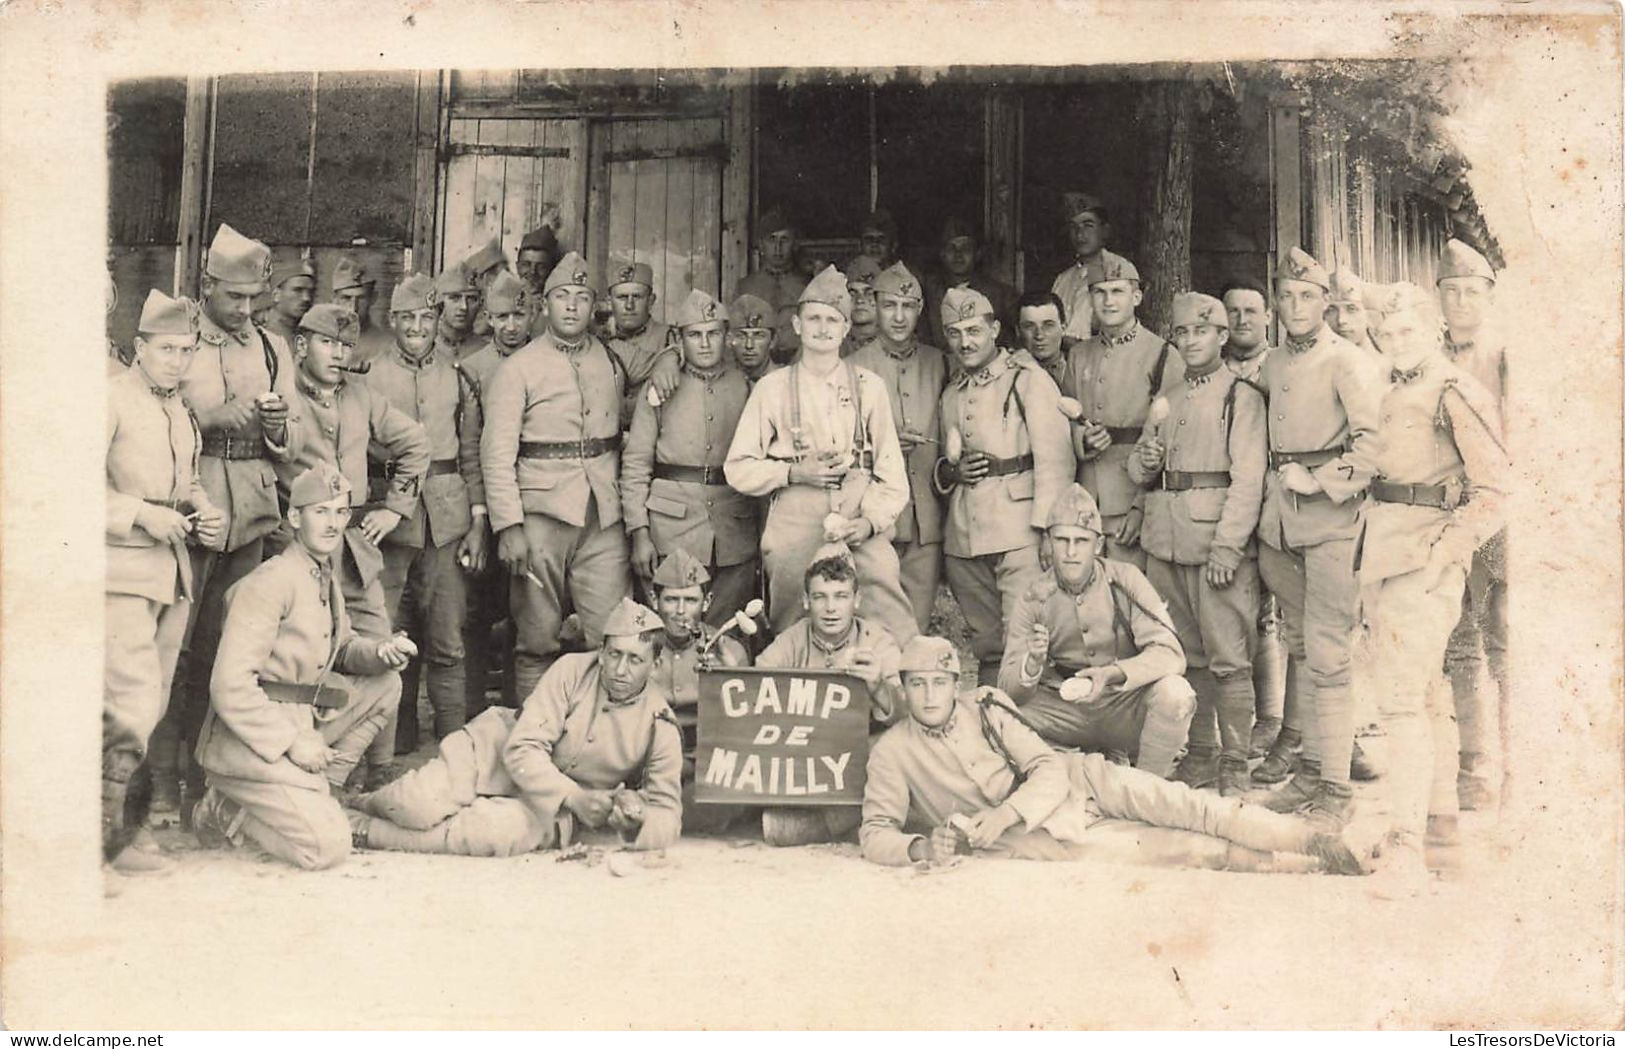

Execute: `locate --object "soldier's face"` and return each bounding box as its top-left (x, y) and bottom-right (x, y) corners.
top-left (792, 302), bottom-right (850, 356)
top-left (610, 283), bottom-right (654, 333)
top-left (202, 281), bottom-right (260, 332)
top-left (1374, 309), bottom-right (1439, 370)
top-left (1018, 304), bottom-right (1065, 362)
top-left (600, 634), bottom-right (659, 701)
top-left (903, 670), bottom-right (958, 729)
top-left (290, 497), bottom-right (351, 558)
top-left (273, 276), bottom-right (316, 323)
top-left (860, 228), bottom-right (894, 261)
top-left (1068, 213), bottom-right (1107, 259)
top-left (334, 286), bottom-right (373, 325)
top-left (731, 327), bottom-right (773, 370)
top-left (133, 333), bottom-right (199, 391)
top-left (761, 229), bottom-right (796, 272)
top-left (848, 283), bottom-right (878, 326)
top-left (297, 333), bottom-right (352, 387)
top-left (1049, 525), bottom-right (1101, 588)
top-left (545, 286), bottom-right (595, 340)
top-left (1089, 280), bottom-right (1141, 329)
top-left (1222, 290), bottom-right (1271, 352)
top-left (1274, 279), bottom-right (1328, 339)
top-left (516, 249), bottom-right (557, 292)
top-left (877, 293), bottom-right (922, 344)
top-left (804, 575), bottom-right (858, 641)
top-left (1437, 276), bottom-right (1492, 333)
top-left (440, 291), bottom-right (476, 332)
top-left (1173, 322), bottom-right (1227, 372)
top-left (945, 315), bottom-right (1000, 372)
top-left (491, 307), bottom-right (531, 350)
top-left (390, 307), bottom-right (438, 357)
top-left (655, 584), bottom-right (709, 641)
top-left (1325, 301), bottom-right (1371, 347)
top-left (681, 320), bottom-right (727, 371)
top-left (940, 236), bottom-right (976, 279)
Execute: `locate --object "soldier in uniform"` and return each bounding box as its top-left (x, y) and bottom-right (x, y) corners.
top-left (262, 257), bottom-right (317, 349)
top-left (849, 262), bottom-right (948, 632)
top-left (932, 286), bottom-right (1075, 686)
top-left (1126, 293), bottom-right (1267, 796)
top-left (622, 288), bottom-right (758, 624)
top-left (1358, 283), bottom-right (1508, 891)
top-left (481, 252), bottom-right (633, 699)
top-left (346, 597), bottom-right (681, 855)
top-left (330, 256), bottom-right (394, 367)
top-left (604, 261), bottom-right (680, 428)
top-left (756, 546), bottom-right (906, 846)
top-left (1435, 238), bottom-right (1510, 812)
top-left (433, 262), bottom-right (484, 361)
top-left (364, 274), bottom-right (481, 754)
top-left (725, 265), bottom-right (919, 646)
top-left (854, 208), bottom-right (901, 269)
top-left (838, 255), bottom-right (884, 357)
top-left (515, 225), bottom-right (561, 299)
top-left (190, 465), bottom-right (415, 870)
top-left (463, 236), bottom-right (508, 341)
top-left (1048, 192), bottom-right (1110, 342)
top-left (998, 485), bottom-right (1195, 777)
top-left (1326, 268), bottom-right (1385, 362)
top-left (1064, 251), bottom-right (1184, 569)
top-left (104, 291), bottom-right (225, 872)
top-left (1220, 279), bottom-right (1273, 384)
top-left (862, 635), bottom-right (1361, 875)
top-left (727, 293), bottom-right (780, 385)
top-left (1015, 290), bottom-right (1074, 392)
top-left (1248, 247), bottom-right (1381, 832)
top-left (736, 207), bottom-right (808, 362)
top-left (644, 550), bottom-right (752, 833)
top-left (151, 223), bottom-right (303, 822)
top-left (922, 218), bottom-right (1019, 352)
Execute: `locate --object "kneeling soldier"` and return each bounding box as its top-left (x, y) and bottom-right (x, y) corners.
top-left (861, 635), bottom-right (1360, 874)
top-left (1127, 293), bottom-right (1267, 796)
top-left (998, 484), bottom-right (1195, 777)
top-left (349, 598), bottom-right (682, 855)
top-left (191, 465), bottom-right (415, 870)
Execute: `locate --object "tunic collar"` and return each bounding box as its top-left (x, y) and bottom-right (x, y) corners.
top-left (955, 349), bottom-right (1012, 389)
top-left (809, 621), bottom-right (858, 657)
top-left (919, 709), bottom-right (959, 739)
top-left (1283, 326), bottom-right (1326, 355)
top-left (296, 370), bottom-right (343, 403)
top-left (880, 337), bottom-right (917, 361)
top-left (394, 346), bottom-right (437, 370)
top-left (1099, 321), bottom-right (1141, 348)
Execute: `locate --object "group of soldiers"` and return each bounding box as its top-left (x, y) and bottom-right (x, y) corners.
top-left (103, 190), bottom-right (1509, 896)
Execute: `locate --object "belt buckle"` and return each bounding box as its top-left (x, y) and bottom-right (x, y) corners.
top-left (579, 438), bottom-right (591, 459)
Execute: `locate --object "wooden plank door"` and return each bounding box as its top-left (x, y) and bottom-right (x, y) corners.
top-left (437, 116), bottom-right (587, 271)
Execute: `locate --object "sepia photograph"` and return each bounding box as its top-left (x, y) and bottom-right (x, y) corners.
top-left (0, 0), bottom-right (1620, 1035)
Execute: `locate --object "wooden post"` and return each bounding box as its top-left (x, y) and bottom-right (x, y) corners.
top-left (586, 121), bottom-right (612, 286)
top-left (1267, 90), bottom-right (1305, 278)
top-left (410, 69), bottom-right (443, 272)
top-left (721, 77), bottom-right (755, 300)
top-left (983, 89), bottom-right (1022, 288)
top-left (1134, 80), bottom-right (1194, 337)
top-left (174, 75), bottom-right (213, 297)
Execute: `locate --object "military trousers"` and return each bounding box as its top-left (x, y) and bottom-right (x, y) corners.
top-left (944, 542), bottom-right (1043, 685)
top-left (382, 539), bottom-right (468, 751)
top-left (1099, 513), bottom-right (1147, 570)
top-left (1017, 676), bottom-right (1196, 778)
top-left (105, 592), bottom-right (190, 778)
top-left (510, 499), bottom-right (632, 700)
top-left (1443, 530), bottom-right (1509, 767)
top-left (463, 559), bottom-right (515, 720)
top-left (1254, 594), bottom-right (1288, 724)
top-left (894, 539), bottom-right (943, 634)
top-left (1258, 538), bottom-right (1360, 794)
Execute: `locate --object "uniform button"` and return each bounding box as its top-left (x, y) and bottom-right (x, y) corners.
top-left (706, 414), bottom-right (713, 421)
top-left (1179, 419), bottom-right (1186, 426)
top-left (1277, 414), bottom-right (1285, 421)
top-left (1282, 384), bottom-right (1290, 392)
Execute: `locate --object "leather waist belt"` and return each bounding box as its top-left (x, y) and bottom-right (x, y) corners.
top-left (982, 453), bottom-right (1035, 478)
top-left (518, 437), bottom-right (617, 460)
top-left (261, 680), bottom-right (349, 710)
top-left (1157, 470), bottom-right (1231, 491)
top-left (1371, 478), bottom-right (1466, 510)
top-left (1269, 446), bottom-right (1345, 470)
top-left (654, 462), bottom-right (728, 485)
top-left (1105, 427), bottom-right (1143, 445)
top-left (200, 433), bottom-right (268, 460)
top-left (379, 458), bottom-right (458, 478)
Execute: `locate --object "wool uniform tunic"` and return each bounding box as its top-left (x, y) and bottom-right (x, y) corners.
top-left (606, 321), bottom-right (677, 430)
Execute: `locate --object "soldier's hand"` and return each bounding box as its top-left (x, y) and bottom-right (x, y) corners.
top-left (564, 788), bottom-right (615, 827)
top-left (842, 517), bottom-right (875, 545)
top-left (1136, 438), bottom-right (1165, 471)
top-left (458, 518), bottom-right (491, 574)
top-left (849, 648), bottom-right (882, 688)
top-left (136, 503), bottom-right (191, 544)
top-left (199, 399), bottom-right (258, 432)
top-left (286, 730), bottom-right (331, 773)
top-left (359, 508), bottom-right (403, 545)
top-left (1113, 508), bottom-right (1143, 547)
top-left (1203, 556), bottom-right (1236, 590)
top-left (1081, 421), bottom-right (1113, 452)
top-left (896, 431), bottom-right (919, 454)
top-left (649, 353), bottom-right (681, 400)
top-left (496, 525), bottom-right (531, 578)
top-left (256, 397), bottom-right (290, 430)
top-left (193, 505), bottom-right (225, 548)
top-left (1073, 665), bottom-right (1125, 699)
top-left (928, 824), bottom-right (962, 863)
top-left (631, 528), bottom-right (659, 580)
top-left (958, 450), bottom-right (991, 484)
top-left (1037, 531), bottom-right (1054, 571)
top-left (966, 803), bottom-right (1020, 849)
top-left (789, 458), bottom-right (847, 488)
top-left (1278, 462), bottom-right (1322, 496)
top-left (377, 633), bottom-right (418, 670)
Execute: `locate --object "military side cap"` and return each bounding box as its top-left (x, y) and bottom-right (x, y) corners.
top-left (799, 264), bottom-right (853, 319)
top-left (604, 597), bottom-right (662, 638)
top-left (390, 273), bottom-right (438, 313)
top-left (485, 270), bottom-right (530, 314)
top-left (463, 237), bottom-right (507, 277)
top-left (1062, 191), bottom-right (1105, 222)
top-left (138, 289), bottom-right (200, 336)
top-left (434, 262), bottom-right (478, 295)
top-left (289, 463), bottom-right (352, 508)
top-left (519, 226), bottom-right (560, 253)
top-left (1047, 483), bottom-right (1104, 534)
top-left (1328, 269), bottom-right (1366, 305)
top-left (939, 216), bottom-right (977, 247)
top-left (861, 208), bottom-right (897, 238)
top-left (675, 288), bottom-right (725, 329)
top-left (205, 224), bottom-right (273, 287)
top-left (331, 255), bottom-right (374, 292)
top-left (1088, 250), bottom-right (1141, 287)
top-left (758, 206), bottom-right (794, 237)
top-left (729, 293), bottom-right (774, 330)
top-left (298, 304), bottom-right (360, 344)
top-left (545, 252), bottom-right (595, 294)
top-left (270, 257), bottom-right (316, 290)
top-left (1277, 247), bottom-right (1330, 291)
top-left (941, 286), bottom-right (996, 326)
top-left (873, 262), bottom-right (923, 303)
top-left (1437, 238), bottom-right (1495, 285)
top-left (1371, 281), bottom-right (1434, 318)
top-left (845, 255), bottom-right (883, 287)
top-left (1171, 291), bottom-right (1228, 329)
top-left (898, 635), bottom-right (961, 676)
top-left (652, 549), bottom-right (711, 590)
top-left (609, 261), bottom-right (655, 290)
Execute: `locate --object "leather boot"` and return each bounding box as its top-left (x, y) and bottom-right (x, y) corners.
top-left (1302, 782), bottom-right (1355, 832)
top-left (1251, 728), bottom-right (1301, 785)
top-left (1458, 751), bottom-right (1493, 811)
top-left (1173, 745), bottom-right (1219, 790)
top-left (1349, 739), bottom-right (1381, 781)
top-left (1218, 760), bottom-right (1251, 797)
top-left (1250, 716), bottom-right (1282, 759)
top-left (1253, 760), bottom-right (1320, 813)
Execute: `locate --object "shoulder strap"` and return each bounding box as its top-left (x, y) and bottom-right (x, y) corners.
top-left (452, 361), bottom-right (476, 436)
top-left (845, 360), bottom-right (869, 455)
top-left (1222, 374), bottom-right (1266, 440)
top-left (1148, 338), bottom-right (1173, 398)
top-left (1103, 561), bottom-right (1177, 640)
top-left (256, 326), bottom-right (279, 388)
top-left (975, 689), bottom-right (1037, 785)
top-left (600, 337), bottom-right (628, 393)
